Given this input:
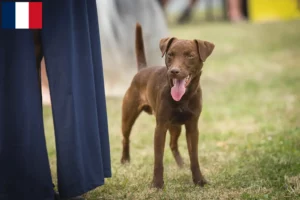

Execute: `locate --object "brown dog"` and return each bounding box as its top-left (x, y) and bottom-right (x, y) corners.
top-left (121, 23), bottom-right (215, 188)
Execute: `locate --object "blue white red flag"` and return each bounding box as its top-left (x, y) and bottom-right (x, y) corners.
top-left (1, 2), bottom-right (42, 29)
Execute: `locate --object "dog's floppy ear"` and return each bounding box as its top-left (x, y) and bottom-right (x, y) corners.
top-left (194, 40), bottom-right (215, 62)
top-left (159, 37), bottom-right (176, 57)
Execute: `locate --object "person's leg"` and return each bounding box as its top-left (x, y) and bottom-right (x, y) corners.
top-left (41, 0), bottom-right (111, 198)
top-left (227, 0), bottom-right (245, 22)
top-left (0, 30), bottom-right (54, 200)
top-left (40, 59), bottom-right (52, 105)
top-left (161, 0), bottom-right (170, 8)
top-left (189, 0), bottom-right (198, 7)
top-left (157, 0), bottom-right (169, 9)
top-left (241, 0), bottom-right (249, 19)
top-left (177, 0), bottom-right (199, 24)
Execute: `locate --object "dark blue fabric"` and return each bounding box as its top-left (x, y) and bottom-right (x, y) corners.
top-left (0, 30), bottom-right (54, 200)
top-left (86, 0), bottom-right (111, 177)
top-left (42, 0), bottom-right (111, 197)
top-left (0, 0), bottom-right (111, 199)
top-left (1, 2), bottom-right (16, 29)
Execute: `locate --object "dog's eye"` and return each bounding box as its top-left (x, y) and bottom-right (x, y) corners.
top-left (167, 53), bottom-right (174, 58)
top-left (187, 54), bottom-right (194, 59)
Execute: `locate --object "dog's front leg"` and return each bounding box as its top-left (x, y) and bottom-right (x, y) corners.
top-left (185, 120), bottom-right (207, 186)
top-left (152, 124), bottom-right (168, 189)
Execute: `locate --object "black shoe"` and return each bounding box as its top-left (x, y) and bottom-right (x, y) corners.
top-left (54, 191), bottom-right (60, 200)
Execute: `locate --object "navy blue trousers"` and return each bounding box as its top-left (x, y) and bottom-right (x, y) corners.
top-left (0, 0), bottom-right (111, 199)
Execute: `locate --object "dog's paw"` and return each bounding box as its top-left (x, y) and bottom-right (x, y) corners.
top-left (194, 178), bottom-right (209, 187)
top-left (151, 180), bottom-right (164, 189)
top-left (177, 161), bottom-right (185, 169)
top-left (120, 156), bottom-right (130, 164)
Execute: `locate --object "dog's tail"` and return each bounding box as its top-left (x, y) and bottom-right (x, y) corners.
top-left (135, 23), bottom-right (147, 71)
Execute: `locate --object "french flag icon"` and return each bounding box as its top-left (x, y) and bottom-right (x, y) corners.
top-left (1, 2), bottom-right (42, 29)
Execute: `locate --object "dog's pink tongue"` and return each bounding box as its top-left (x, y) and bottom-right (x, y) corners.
top-left (171, 79), bottom-right (186, 101)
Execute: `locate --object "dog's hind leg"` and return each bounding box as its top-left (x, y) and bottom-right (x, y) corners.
top-left (121, 88), bottom-right (142, 164)
top-left (169, 125), bottom-right (184, 168)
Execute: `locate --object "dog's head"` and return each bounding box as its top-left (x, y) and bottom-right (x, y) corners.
top-left (159, 37), bottom-right (214, 101)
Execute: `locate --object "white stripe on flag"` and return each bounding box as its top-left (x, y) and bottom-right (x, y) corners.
top-left (15, 2), bottom-right (29, 29)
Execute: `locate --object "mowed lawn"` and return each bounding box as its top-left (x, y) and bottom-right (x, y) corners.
top-left (43, 20), bottom-right (300, 200)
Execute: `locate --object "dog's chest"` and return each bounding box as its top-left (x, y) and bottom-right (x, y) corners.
top-left (170, 105), bottom-right (194, 124)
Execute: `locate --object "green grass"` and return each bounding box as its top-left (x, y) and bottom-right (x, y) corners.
top-left (44, 20), bottom-right (300, 199)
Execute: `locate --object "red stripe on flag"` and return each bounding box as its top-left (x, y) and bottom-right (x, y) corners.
top-left (29, 2), bottom-right (42, 29)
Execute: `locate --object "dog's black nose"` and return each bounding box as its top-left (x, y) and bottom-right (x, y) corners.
top-left (170, 68), bottom-right (180, 74)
